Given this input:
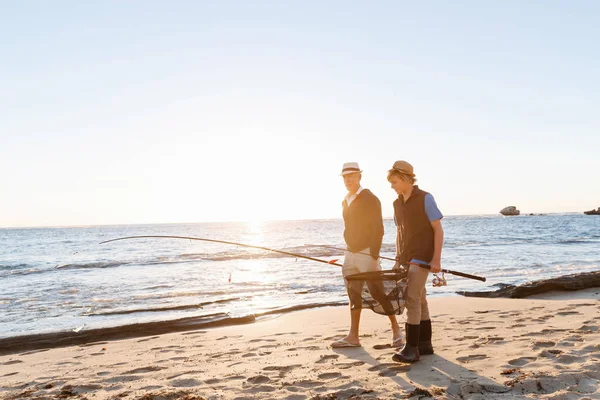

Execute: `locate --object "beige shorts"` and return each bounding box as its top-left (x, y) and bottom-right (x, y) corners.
top-left (342, 249), bottom-right (381, 278)
top-left (342, 249), bottom-right (380, 309)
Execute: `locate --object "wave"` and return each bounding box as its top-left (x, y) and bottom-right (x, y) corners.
top-left (85, 297), bottom-right (242, 316)
top-left (56, 261), bottom-right (131, 270)
top-left (0, 263), bottom-right (30, 270)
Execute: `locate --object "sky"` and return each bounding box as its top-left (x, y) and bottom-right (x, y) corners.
top-left (1, 1), bottom-right (599, 228)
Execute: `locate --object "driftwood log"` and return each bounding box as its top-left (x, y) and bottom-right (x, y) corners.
top-left (457, 270), bottom-right (600, 298)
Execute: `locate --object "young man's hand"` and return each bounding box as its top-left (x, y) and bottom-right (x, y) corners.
top-left (429, 261), bottom-right (441, 273)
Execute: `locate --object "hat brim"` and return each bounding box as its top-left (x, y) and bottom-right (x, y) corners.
top-left (388, 169), bottom-right (414, 177)
top-left (341, 170), bottom-right (362, 176)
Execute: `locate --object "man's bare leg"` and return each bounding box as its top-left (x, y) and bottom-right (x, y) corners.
top-left (388, 315), bottom-right (403, 346)
top-left (342, 307), bottom-right (362, 345)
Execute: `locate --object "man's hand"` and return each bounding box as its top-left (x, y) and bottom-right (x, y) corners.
top-left (429, 260), bottom-right (441, 273)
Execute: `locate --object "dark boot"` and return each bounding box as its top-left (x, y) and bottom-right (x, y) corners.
top-left (392, 323), bottom-right (420, 363)
top-left (419, 319), bottom-right (434, 355)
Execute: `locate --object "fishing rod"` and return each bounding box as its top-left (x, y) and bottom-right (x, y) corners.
top-left (307, 244), bottom-right (486, 282)
top-left (99, 235), bottom-right (343, 267)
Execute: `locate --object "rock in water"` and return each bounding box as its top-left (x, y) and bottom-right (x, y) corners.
top-left (500, 206), bottom-right (520, 216)
top-left (457, 270), bottom-right (600, 298)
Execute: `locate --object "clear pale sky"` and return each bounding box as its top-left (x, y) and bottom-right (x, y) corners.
top-left (2, 1), bottom-right (599, 228)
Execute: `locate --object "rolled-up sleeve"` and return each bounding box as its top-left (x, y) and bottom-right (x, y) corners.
top-left (424, 194), bottom-right (443, 222)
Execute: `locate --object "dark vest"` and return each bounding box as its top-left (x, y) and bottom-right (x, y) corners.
top-left (393, 186), bottom-right (434, 265)
top-left (342, 189), bottom-right (384, 259)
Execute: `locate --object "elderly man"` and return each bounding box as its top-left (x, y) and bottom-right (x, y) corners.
top-left (331, 162), bottom-right (403, 348)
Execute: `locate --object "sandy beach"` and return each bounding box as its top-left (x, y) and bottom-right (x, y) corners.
top-left (1, 290), bottom-right (599, 400)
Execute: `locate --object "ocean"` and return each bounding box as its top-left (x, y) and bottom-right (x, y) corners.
top-left (1, 214), bottom-right (598, 341)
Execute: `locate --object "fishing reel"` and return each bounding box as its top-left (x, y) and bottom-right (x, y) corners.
top-left (432, 272), bottom-right (447, 287)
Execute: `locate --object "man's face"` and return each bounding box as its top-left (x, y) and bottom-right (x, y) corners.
top-left (343, 172), bottom-right (361, 193)
top-left (389, 175), bottom-right (408, 195)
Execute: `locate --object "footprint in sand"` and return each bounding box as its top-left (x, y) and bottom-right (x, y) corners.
top-left (104, 375), bottom-right (142, 383)
top-left (563, 334), bottom-right (584, 342)
top-left (290, 379), bottom-right (321, 388)
top-left (168, 356), bottom-right (191, 362)
top-left (532, 340), bottom-right (556, 348)
top-left (521, 328), bottom-right (569, 337)
top-left (368, 363), bottom-right (411, 376)
top-left (508, 356), bottom-right (536, 366)
top-left (454, 335), bottom-right (479, 342)
top-left (245, 384), bottom-right (278, 393)
top-left (247, 375), bottom-right (270, 384)
top-left (2, 360), bottom-right (23, 365)
top-left (137, 336), bottom-right (160, 342)
top-left (216, 335), bottom-right (242, 341)
top-left (302, 337), bottom-right (317, 342)
top-left (180, 330), bottom-right (206, 336)
top-left (481, 336), bottom-right (505, 344)
top-left (169, 378), bottom-right (202, 387)
top-left (575, 325), bottom-right (599, 333)
top-left (531, 315), bottom-right (554, 322)
top-left (2, 372), bottom-right (19, 377)
top-left (249, 338), bottom-right (276, 343)
top-left (315, 354), bottom-right (339, 364)
top-left (539, 349), bottom-right (563, 358)
top-left (474, 326), bottom-right (497, 331)
top-left (262, 364), bottom-right (302, 377)
top-left (125, 366), bottom-right (165, 374)
top-left (555, 354), bottom-right (585, 364)
top-left (456, 354), bottom-right (488, 363)
top-left (248, 344), bottom-right (277, 351)
top-left (318, 372), bottom-right (342, 379)
top-left (287, 346), bottom-right (320, 351)
top-left (556, 311), bottom-right (580, 316)
top-left (335, 361), bottom-right (365, 369)
top-left (166, 371), bottom-right (205, 380)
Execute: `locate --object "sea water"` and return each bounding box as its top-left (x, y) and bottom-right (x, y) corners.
top-left (1, 214), bottom-right (598, 339)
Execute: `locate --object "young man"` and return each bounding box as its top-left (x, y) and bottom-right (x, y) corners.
top-left (331, 162), bottom-right (403, 348)
top-left (387, 160), bottom-right (444, 363)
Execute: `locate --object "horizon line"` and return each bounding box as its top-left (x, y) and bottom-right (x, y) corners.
top-left (0, 211), bottom-right (584, 230)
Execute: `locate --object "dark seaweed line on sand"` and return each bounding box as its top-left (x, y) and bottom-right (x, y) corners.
top-left (0, 301), bottom-right (346, 356)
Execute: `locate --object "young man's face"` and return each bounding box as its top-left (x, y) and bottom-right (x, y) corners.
top-left (389, 175), bottom-right (410, 195)
top-left (343, 172), bottom-right (361, 194)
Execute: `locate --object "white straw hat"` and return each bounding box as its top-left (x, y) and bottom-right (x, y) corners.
top-left (340, 162), bottom-right (362, 176)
